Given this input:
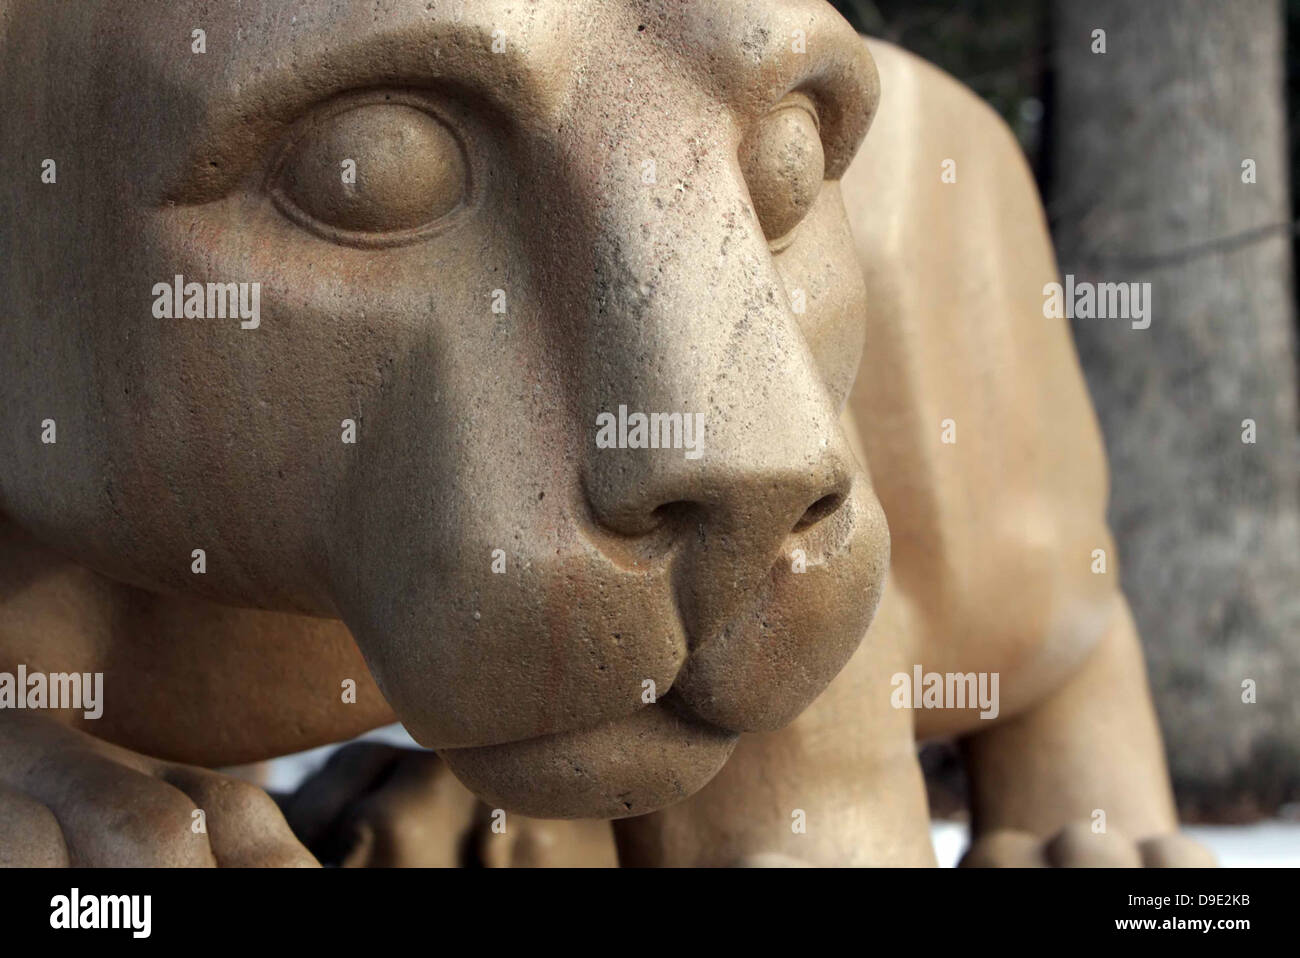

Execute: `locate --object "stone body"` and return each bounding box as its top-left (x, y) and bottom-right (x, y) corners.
top-left (0, 1), bottom-right (1208, 866)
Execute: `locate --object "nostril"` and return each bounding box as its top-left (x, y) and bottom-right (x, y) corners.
top-left (793, 493), bottom-right (843, 532)
top-left (651, 500), bottom-right (698, 530)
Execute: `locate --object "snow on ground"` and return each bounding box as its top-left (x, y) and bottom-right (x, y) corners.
top-left (931, 820), bottom-right (1300, 867)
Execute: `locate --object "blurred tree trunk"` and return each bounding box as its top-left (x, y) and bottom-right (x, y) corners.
top-left (1050, 0), bottom-right (1300, 818)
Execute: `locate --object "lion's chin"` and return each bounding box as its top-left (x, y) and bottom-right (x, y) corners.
top-left (436, 700), bottom-right (739, 820)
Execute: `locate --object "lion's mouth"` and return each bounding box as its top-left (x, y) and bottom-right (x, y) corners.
top-left (436, 691), bottom-right (739, 819)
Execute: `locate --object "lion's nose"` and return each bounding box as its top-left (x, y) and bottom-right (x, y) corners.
top-left (567, 114), bottom-right (867, 649)
top-left (577, 255), bottom-right (859, 648)
top-left (587, 429), bottom-right (851, 545)
top-left (585, 431), bottom-right (853, 641)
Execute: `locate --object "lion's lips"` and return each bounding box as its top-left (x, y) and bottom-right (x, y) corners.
top-left (437, 695), bottom-right (738, 819)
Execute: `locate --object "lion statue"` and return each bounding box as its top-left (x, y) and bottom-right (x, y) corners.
top-left (0, 0), bottom-right (1210, 867)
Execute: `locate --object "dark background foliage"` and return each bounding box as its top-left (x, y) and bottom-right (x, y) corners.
top-left (830, 0), bottom-right (1048, 164)
top-left (829, 0), bottom-right (1299, 300)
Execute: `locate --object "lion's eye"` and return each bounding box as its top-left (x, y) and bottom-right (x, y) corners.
top-left (740, 98), bottom-right (825, 245)
top-left (270, 102), bottom-right (468, 244)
